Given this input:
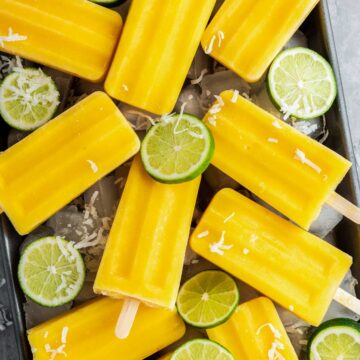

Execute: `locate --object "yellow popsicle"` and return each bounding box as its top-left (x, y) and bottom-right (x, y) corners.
top-left (27, 297), bottom-right (186, 360)
top-left (0, 92), bottom-right (140, 235)
top-left (207, 297), bottom-right (298, 360)
top-left (204, 91), bottom-right (351, 229)
top-left (0, 0), bottom-right (122, 81)
top-left (105, 0), bottom-right (216, 114)
top-left (190, 188), bottom-right (352, 326)
top-left (202, 0), bottom-right (319, 82)
top-left (94, 156), bottom-right (200, 309)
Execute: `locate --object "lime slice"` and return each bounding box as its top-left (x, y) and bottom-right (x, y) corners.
top-left (308, 318), bottom-right (360, 360)
top-left (268, 47), bottom-right (337, 119)
top-left (171, 339), bottom-right (234, 360)
top-left (176, 270), bottom-right (239, 328)
top-left (141, 113), bottom-right (214, 183)
top-left (0, 68), bottom-right (60, 131)
top-left (18, 237), bottom-right (85, 307)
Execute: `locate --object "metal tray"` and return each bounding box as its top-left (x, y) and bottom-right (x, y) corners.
top-left (0, 1), bottom-right (359, 359)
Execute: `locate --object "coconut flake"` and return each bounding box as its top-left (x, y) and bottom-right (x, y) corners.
top-left (272, 120), bottom-right (282, 129)
top-left (190, 69), bottom-right (208, 85)
top-left (197, 230), bottom-right (209, 238)
top-left (243, 248), bottom-right (249, 255)
top-left (294, 149), bottom-right (322, 173)
top-left (209, 230), bottom-right (233, 255)
top-left (223, 212), bottom-right (235, 223)
top-left (204, 35), bottom-right (216, 54)
top-left (61, 327), bottom-right (69, 344)
top-left (268, 138), bottom-right (278, 143)
top-left (86, 160), bottom-right (98, 173)
top-left (217, 30), bottom-right (225, 47)
top-left (0, 27), bottom-right (27, 48)
top-left (231, 90), bottom-right (239, 103)
top-left (122, 84), bottom-right (129, 92)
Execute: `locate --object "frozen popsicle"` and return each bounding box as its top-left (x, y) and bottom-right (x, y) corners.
top-left (0, 0), bottom-right (122, 81)
top-left (207, 297), bottom-right (298, 360)
top-left (204, 90), bottom-right (352, 229)
top-left (94, 156), bottom-right (200, 336)
top-left (0, 92), bottom-right (140, 235)
top-left (105, 0), bottom-right (216, 114)
top-left (27, 297), bottom-right (186, 360)
top-left (202, 0), bottom-right (319, 82)
top-left (190, 188), bottom-right (360, 326)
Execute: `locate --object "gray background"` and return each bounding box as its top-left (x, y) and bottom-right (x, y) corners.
top-left (0, 0), bottom-right (359, 358)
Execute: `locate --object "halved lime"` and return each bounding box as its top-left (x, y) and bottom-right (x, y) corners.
top-left (141, 113), bottom-right (214, 183)
top-left (0, 68), bottom-right (60, 131)
top-left (171, 339), bottom-right (234, 360)
top-left (268, 47), bottom-right (337, 119)
top-left (308, 318), bottom-right (360, 360)
top-left (176, 270), bottom-right (239, 328)
top-left (18, 237), bottom-right (85, 307)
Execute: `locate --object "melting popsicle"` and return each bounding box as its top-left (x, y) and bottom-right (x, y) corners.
top-left (203, 90), bottom-right (354, 229)
top-left (190, 188), bottom-right (360, 326)
top-left (0, 92), bottom-right (140, 235)
top-left (202, 0), bottom-right (319, 82)
top-left (27, 297), bottom-right (185, 360)
top-left (0, 0), bottom-right (122, 81)
top-left (207, 297), bottom-right (298, 360)
top-left (94, 156), bottom-right (200, 337)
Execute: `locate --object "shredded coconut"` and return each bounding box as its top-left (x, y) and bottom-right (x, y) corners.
top-left (204, 35), bottom-right (216, 54)
top-left (190, 69), bottom-right (208, 85)
top-left (231, 90), bottom-right (239, 103)
top-left (87, 160), bottom-right (98, 173)
top-left (197, 230), bottom-right (209, 238)
top-left (294, 149), bottom-right (322, 173)
top-left (122, 84), bottom-right (129, 92)
top-left (243, 248), bottom-right (249, 255)
top-left (223, 212), bottom-right (235, 223)
top-left (61, 327), bottom-right (69, 344)
top-left (0, 27), bottom-right (27, 48)
top-left (256, 323), bottom-right (282, 339)
top-left (217, 30), bottom-right (225, 47)
top-left (268, 138), bottom-right (279, 143)
top-left (272, 120), bottom-right (282, 129)
top-left (209, 230), bottom-right (233, 255)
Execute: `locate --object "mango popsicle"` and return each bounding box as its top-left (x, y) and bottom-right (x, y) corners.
top-left (207, 297), bottom-right (298, 360)
top-left (105, 0), bottom-right (216, 114)
top-left (0, 92), bottom-right (140, 235)
top-left (27, 297), bottom-right (186, 360)
top-left (204, 90), bottom-right (351, 229)
top-left (190, 188), bottom-right (352, 326)
top-left (0, 0), bottom-right (122, 81)
top-left (202, 0), bottom-right (319, 82)
top-left (94, 156), bottom-right (200, 334)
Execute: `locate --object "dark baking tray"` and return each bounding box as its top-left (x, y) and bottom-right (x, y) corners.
top-left (0, 1), bottom-right (359, 359)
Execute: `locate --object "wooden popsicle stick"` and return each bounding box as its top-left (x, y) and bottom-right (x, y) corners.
top-left (326, 192), bottom-right (360, 224)
top-left (333, 288), bottom-right (360, 315)
top-left (115, 298), bottom-right (140, 339)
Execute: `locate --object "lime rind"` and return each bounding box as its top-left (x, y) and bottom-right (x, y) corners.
top-left (171, 339), bottom-right (234, 360)
top-left (18, 237), bottom-right (85, 307)
top-left (176, 270), bottom-right (239, 328)
top-left (268, 47), bottom-right (337, 120)
top-left (141, 113), bottom-right (214, 184)
top-left (0, 67), bottom-right (60, 131)
top-left (308, 318), bottom-right (360, 360)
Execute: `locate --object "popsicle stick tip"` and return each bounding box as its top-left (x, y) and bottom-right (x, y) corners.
top-left (334, 287), bottom-right (360, 315)
top-left (326, 192), bottom-right (360, 224)
top-left (115, 298), bottom-right (140, 339)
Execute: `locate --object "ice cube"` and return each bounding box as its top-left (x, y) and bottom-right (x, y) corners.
top-left (200, 70), bottom-right (251, 109)
top-left (310, 204), bottom-right (343, 238)
top-left (84, 175), bottom-right (120, 219)
top-left (284, 30), bottom-right (308, 50)
top-left (187, 47), bottom-right (212, 81)
top-left (114, 160), bottom-right (132, 197)
top-left (7, 129), bottom-right (30, 147)
top-left (174, 85), bottom-right (205, 119)
top-left (251, 86), bottom-right (282, 119)
top-left (204, 165), bottom-right (240, 192)
top-left (24, 298), bottom-right (72, 328)
top-left (118, 102), bottom-right (157, 132)
top-left (0, 304), bottom-right (12, 332)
